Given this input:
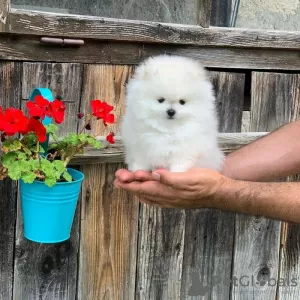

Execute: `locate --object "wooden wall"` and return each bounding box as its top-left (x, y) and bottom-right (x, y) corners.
top-left (1, 61), bottom-right (300, 300)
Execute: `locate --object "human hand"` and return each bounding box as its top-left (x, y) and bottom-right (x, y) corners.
top-left (114, 168), bottom-right (227, 209)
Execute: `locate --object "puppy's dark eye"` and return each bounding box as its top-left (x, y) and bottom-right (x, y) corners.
top-left (179, 99), bottom-right (185, 105)
top-left (158, 98), bottom-right (165, 103)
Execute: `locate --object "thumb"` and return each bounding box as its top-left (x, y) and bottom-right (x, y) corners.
top-left (152, 169), bottom-right (183, 187)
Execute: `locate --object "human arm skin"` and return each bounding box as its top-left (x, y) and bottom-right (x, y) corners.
top-left (114, 120), bottom-right (300, 223)
top-left (114, 168), bottom-right (300, 223)
top-left (222, 120), bottom-right (300, 181)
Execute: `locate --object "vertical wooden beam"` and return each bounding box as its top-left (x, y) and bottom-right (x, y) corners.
top-left (0, 61), bottom-right (21, 300)
top-left (197, 0), bottom-right (212, 27)
top-left (13, 63), bottom-right (83, 300)
top-left (254, 73), bottom-right (300, 300)
top-left (180, 71), bottom-right (245, 299)
top-left (136, 206), bottom-right (185, 300)
top-left (78, 64), bottom-right (138, 300)
top-left (0, 0), bottom-right (10, 32)
top-left (231, 72), bottom-right (291, 299)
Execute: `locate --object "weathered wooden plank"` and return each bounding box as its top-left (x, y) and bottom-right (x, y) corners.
top-left (0, 61), bottom-right (21, 300)
top-left (180, 72), bottom-right (244, 300)
top-left (80, 64), bottom-right (134, 136)
top-left (9, 9), bottom-right (300, 50)
top-left (78, 163), bottom-right (139, 300)
top-left (231, 72), bottom-right (289, 299)
top-left (21, 62), bottom-right (83, 136)
top-left (136, 206), bottom-right (185, 300)
top-left (1, 35), bottom-right (300, 71)
top-left (197, 0), bottom-right (212, 27)
top-left (0, 0), bottom-right (9, 32)
top-left (68, 132), bottom-right (269, 165)
top-left (180, 210), bottom-right (236, 299)
top-left (12, 0), bottom-right (201, 25)
top-left (13, 63), bottom-right (83, 300)
top-left (268, 74), bottom-right (300, 300)
top-left (210, 71), bottom-right (245, 133)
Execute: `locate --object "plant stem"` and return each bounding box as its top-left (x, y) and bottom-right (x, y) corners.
top-left (79, 115), bottom-right (92, 134)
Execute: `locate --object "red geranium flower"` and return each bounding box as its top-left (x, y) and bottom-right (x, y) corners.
top-left (103, 113), bottom-right (115, 126)
top-left (26, 95), bottom-right (49, 120)
top-left (26, 117), bottom-right (47, 142)
top-left (47, 99), bottom-right (66, 124)
top-left (0, 108), bottom-right (29, 136)
top-left (91, 100), bottom-right (114, 118)
top-left (106, 132), bottom-right (115, 144)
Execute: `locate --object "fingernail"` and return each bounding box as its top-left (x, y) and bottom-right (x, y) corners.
top-left (152, 172), bottom-right (160, 181)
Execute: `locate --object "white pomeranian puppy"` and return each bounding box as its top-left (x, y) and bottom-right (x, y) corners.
top-left (121, 55), bottom-right (224, 172)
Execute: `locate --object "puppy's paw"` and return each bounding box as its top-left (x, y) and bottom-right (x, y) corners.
top-left (169, 164), bottom-right (190, 172)
top-left (128, 163), bottom-right (151, 172)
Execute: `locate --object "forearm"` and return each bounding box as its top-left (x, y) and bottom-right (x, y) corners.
top-left (222, 120), bottom-right (300, 181)
top-left (215, 178), bottom-right (300, 223)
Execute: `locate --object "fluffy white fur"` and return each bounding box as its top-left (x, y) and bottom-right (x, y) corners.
top-left (121, 55), bottom-right (224, 172)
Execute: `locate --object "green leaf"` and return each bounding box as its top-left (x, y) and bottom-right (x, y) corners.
top-left (45, 124), bottom-right (58, 134)
top-left (2, 139), bottom-right (22, 152)
top-left (7, 161), bottom-right (22, 180)
top-left (45, 177), bottom-right (57, 187)
top-left (22, 172), bottom-right (36, 183)
top-left (52, 160), bottom-right (65, 178)
top-left (2, 152), bottom-right (18, 167)
top-left (28, 159), bottom-right (40, 171)
top-left (39, 146), bottom-right (45, 153)
top-left (40, 159), bottom-right (53, 176)
top-left (18, 160), bottom-right (31, 173)
top-left (63, 171), bottom-right (72, 182)
top-left (17, 152), bottom-right (27, 160)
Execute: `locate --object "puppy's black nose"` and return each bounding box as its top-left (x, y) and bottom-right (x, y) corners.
top-left (167, 109), bottom-right (176, 118)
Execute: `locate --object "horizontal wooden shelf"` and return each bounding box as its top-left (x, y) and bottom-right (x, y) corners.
top-left (70, 132), bottom-right (268, 165)
top-left (1, 35), bottom-right (300, 70)
top-left (8, 9), bottom-right (300, 50)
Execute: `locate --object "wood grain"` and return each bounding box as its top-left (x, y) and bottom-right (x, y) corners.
top-left (78, 163), bottom-right (139, 300)
top-left (9, 9), bottom-right (300, 50)
top-left (80, 64), bottom-right (134, 136)
top-left (0, 61), bottom-right (21, 300)
top-left (231, 72), bottom-right (289, 299)
top-left (68, 132), bottom-right (269, 165)
top-left (21, 62), bottom-right (83, 136)
top-left (136, 206), bottom-right (185, 300)
top-left (180, 210), bottom-right (236, 299)
top-left (1, 35), bottom-right (300, 71)
top-left (209, 71), bottom-right (245, 133)
top-left (197, 0), bottom-right (212, 27)
top-left (13, 63), bottom-right (83, 300)
top-left (256, 73), bottom-right (300, 300)
top-left (180, 72), bottom-right (244, 300)
top-left (0, 0), bottom-right (9, 32)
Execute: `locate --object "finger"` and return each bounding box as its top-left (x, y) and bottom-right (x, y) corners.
top-left (114, 179), bottom-right (175, 198)
top-left (134, 170), bottom-right (156, 181)
top-left (115, 169), bottom-right (135, 183)
top-left (152, 169), bottom-right (194, 188)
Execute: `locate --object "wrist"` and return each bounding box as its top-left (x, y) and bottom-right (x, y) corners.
top-left (210, 175), bottom-right (248, 212)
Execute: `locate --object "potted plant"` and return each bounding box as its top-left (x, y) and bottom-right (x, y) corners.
top-left (0, 88), bottom-right (115, 243)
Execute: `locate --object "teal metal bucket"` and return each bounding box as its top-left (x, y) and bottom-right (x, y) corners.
top-left (19, 168), bottom-right (84, 243)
